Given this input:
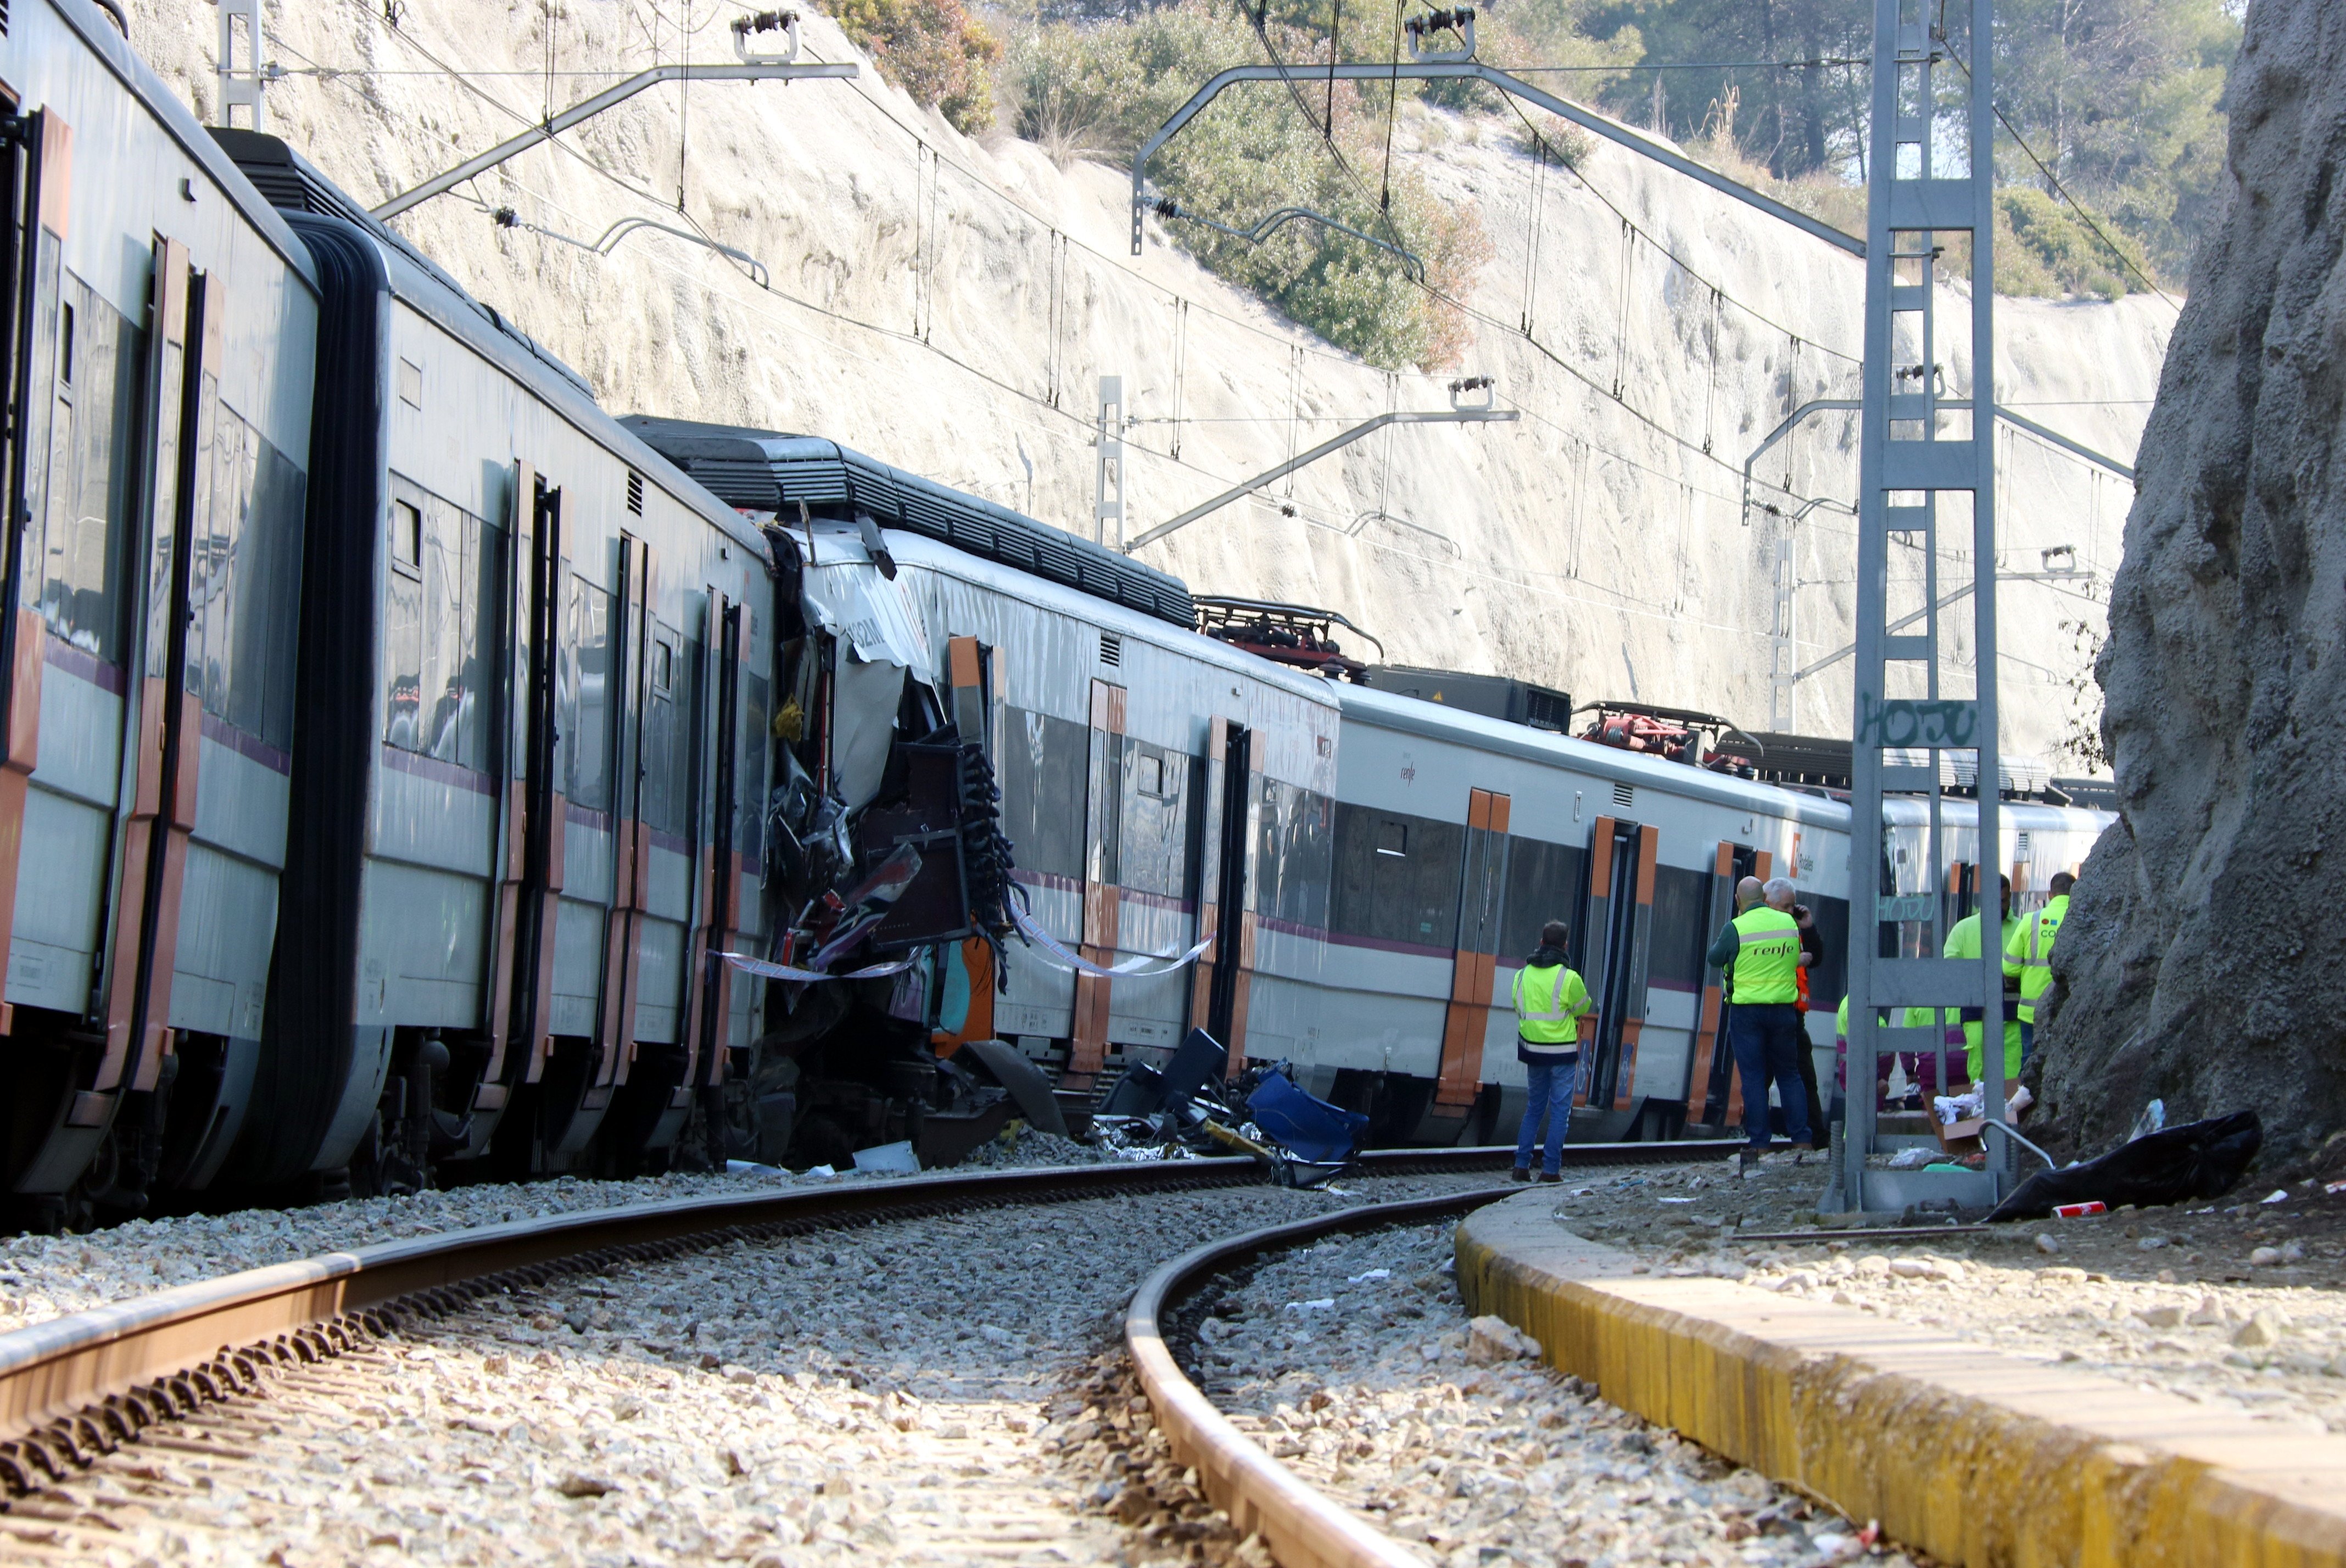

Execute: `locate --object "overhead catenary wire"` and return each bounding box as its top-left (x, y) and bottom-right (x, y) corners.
top-left (304, 0), bottom-right (2122, 652)
top-left (1929, 23), bottom-right (2179, 313)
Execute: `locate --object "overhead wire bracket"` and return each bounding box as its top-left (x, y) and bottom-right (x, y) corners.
top-left (1123, 396), bottom-right (1519, 553)
top-left (1149, 197), bottom-right (1424, 276)
top-left (373, 58), bottom-right (857, 220)
top-left (1132, 60), bottom-right (1864, 260)
top-left (490, 206), bottom-right (772, 287)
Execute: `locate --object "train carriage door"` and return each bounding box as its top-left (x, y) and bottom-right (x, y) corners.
top-left (1067, 677), bottom-right (1125, 1093)
top-left (1196, 719), bottom-right (1254, 1057)
top-left (1575, 817), bottom-right (1658, 1116)
top-left (931, 635), bottom-right (996, 1051)
top-left (481, 474), bottom-right (564, 1140)
top-left (1434, 788), bottom-right (1509, 1115)
top-left (1689, 841), bottom-right (1762, 1129)
top-left (0, 110), bottom-right (71, 1034)
top-left (685, 595), bottom-right (743, 1132)
top-left (94, 253), bottom-right (211, 1145)
top-left (1188, 717), bottom-right (1229, 1040)
top-left (548, 533), bottom-right (646, 1158)
top-left (607, 540), bottom-right (655, 1089)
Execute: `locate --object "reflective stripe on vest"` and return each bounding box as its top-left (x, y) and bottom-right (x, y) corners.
top-left (1514, 962), bottom-right (1583, 1044)
top-left (1730, 906), bottom-right (1802, 1004)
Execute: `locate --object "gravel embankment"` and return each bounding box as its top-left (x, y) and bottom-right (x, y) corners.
top-left (31, 1173), bottom-right (1502, 1566)
top-left (1180, 1218), bottom-right (1898, 1568)
top-left (0, 1127), bottom-right (1107, 1335)
top-left (1559, 1153), bottom-right (2346, 1436)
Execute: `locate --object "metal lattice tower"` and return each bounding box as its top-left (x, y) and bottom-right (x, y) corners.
top-left (1839, 0), bottom-right (2012, 1212)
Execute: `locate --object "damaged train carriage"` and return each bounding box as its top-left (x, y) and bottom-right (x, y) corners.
top-left (199, 133), bottom-right (779, 1192)
top-left (629, 422), bottom-right (1341, 1168)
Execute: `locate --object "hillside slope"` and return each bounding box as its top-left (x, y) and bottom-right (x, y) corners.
top-left (126, 0), bottom-right (2166, 759)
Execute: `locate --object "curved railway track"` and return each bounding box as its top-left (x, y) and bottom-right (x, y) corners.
top-left (1126, 1189), bottom-right (1521, 1568)
top-left (0, 1142), bottom-right (1728, 1561)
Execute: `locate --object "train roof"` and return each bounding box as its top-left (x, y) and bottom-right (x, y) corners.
top-left (1335, 682), bottom-right (1857, 828)
top-left (862, 525), bottom-right (1341, 710)
top-left (622, 419), bottom-right (1196, 631)
top-left (211, 133), bottom-right (768, 557)
top-left (41, 0), bottom-right (318, 284)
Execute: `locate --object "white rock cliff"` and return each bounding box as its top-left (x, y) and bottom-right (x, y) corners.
top-left (128, 0), bottom-right (2166, 759)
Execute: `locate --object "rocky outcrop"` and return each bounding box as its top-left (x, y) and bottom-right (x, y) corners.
top-left (2035, 0), bottom-right (2346, 1166)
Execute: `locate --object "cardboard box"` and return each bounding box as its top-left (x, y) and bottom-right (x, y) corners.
top-left (1935, 1116), bottom-right (1986, 1156)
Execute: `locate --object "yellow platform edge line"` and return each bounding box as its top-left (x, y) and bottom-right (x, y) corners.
top-left (1454, 1196), bottom-right (2346, 1568)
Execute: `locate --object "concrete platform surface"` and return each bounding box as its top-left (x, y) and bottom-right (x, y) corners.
top-left (1456, 1188), bottom-right (2346, 1567)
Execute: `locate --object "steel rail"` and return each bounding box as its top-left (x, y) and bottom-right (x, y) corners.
top-left (0, 1140), bottom-right (1732, 1491)
top-left (0, 1158), bottom-right (1255, 1481)
top-left (1126, 1186), bottom-right (1521, 1568)
top-left (1353, 1139), bottom-right (1738, 1175)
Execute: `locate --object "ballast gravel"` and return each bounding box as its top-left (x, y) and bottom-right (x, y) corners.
top-left (23, 1172), bottom-right (1497, 1567)
top-left (1181, 1218), bottom-right (1900, 1568)
top-left (0, 1126), bottom-right (1107, 1335)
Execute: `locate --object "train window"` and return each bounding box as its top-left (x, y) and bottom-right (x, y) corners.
top-left (652, 636), bottom-right (674, 696)
top-left (564, 577), bottom-right (612, 811)
top-left (1331, 804), bottom-right (1460, 950)
top-left (1139, 753), bottom-right (1165, 798)
top-left (999, 705), bottom-right (1087, 881)
top-left (57, 302), bottom-right (72, 383)
top-left (1646, 865), bottom-right (1711, 992)
top-left (1255, 780), bottom-right (1333, 932)
top-left (396, 358), bottom-right (422, 409)
top-left (390, 501), bottom-right (422, 575)
top-left (40, 281), bottom-right (131, 668)
top-left (1499, 836), bottom-right (1589, 960)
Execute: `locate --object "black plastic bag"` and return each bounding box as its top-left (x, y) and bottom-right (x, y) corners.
top-left (1987, 1110), bottom-right (2263, 1222)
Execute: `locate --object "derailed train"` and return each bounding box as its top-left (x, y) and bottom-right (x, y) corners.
top-left (0, 0), bottom-right (2112, 1227)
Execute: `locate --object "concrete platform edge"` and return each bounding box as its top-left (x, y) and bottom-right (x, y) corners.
top-left (1454, 1188), bottom-right (2346, 1568)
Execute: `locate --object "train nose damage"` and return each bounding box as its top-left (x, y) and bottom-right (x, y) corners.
top-left (717, 523), bottom-right (1027, 1172)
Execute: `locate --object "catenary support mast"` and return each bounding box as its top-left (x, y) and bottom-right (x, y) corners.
top-left (1840, 0), bottom-right (2011, 1212)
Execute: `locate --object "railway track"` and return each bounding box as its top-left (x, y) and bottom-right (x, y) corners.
top-left (0, 1142), bottom-right (1729, 1564)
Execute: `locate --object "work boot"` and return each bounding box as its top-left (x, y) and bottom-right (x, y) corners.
top-left (1817, 1122), bottom-right (1847, 1216)
top-left (1512, 1167), bottom-right (1532, 1183)
top-left (1538, 1171), bottom-right (1562, 1184)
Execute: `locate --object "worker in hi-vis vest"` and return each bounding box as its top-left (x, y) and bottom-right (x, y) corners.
top-left (1705, 876), bottom-right (1813, 1171)
top-left (1945, 874), bottom-right (2023, 1084)
top-left (1511, 918), bottom-right (1593, 1184)
top-left (2003, 870), bottom-right (2074, 1064)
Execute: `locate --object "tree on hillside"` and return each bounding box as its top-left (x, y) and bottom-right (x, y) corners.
top-left (1574, 0), bottom-right (2236, 285)
top-left (1991, 0), bottom-right (2238, 278)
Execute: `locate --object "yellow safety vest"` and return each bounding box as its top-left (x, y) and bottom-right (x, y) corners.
top-left (1730, 907), bottom-right (1801, 1004)
top-left (1946, 911), bottom-right (2023, 1080)
top-left (1512, 962), bottom-right (1591, 1050)
top-left (2004, 894), bottom-right (2068, 1023)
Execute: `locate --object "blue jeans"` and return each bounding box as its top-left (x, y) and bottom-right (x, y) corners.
top-left (1516, 1055), bottom-right (1576, 1173)
top-left (2020, 1020), bottom-right (2035, 1064)
top-left (1729, 1003), bottom-right (1812, 1149)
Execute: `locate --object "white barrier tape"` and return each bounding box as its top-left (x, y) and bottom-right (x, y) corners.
top-left (1009, 903), bottom-right (1214, 979)
top-left (719, 951), bottom-right (922, 983)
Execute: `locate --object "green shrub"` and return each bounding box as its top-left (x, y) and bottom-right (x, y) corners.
top-left (1003, 3), bottom-right (1491, 369)
top-left (829, 0), bottom-right (1002, 133)
top-left (1996, 186), bottom-right (2150, 299)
